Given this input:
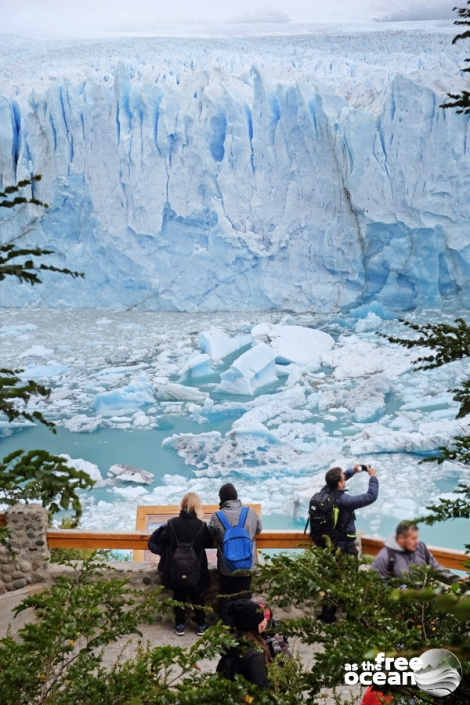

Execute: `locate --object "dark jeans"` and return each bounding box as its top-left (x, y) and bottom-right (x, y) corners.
top-left (173, 588), bottom-right (205, 626)
top-left (218, 573), bottom-right (252, 627)
top-left (320, 540), bottom-right (358, 624)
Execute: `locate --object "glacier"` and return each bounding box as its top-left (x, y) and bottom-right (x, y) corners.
top-left (0, 21), bottom-right (469, 312)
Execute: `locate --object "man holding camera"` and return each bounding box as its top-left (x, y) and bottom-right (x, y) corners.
top-left (317, 462), bottom-right (378, 623)
top-left (323, 462), bottom-right (379, 556)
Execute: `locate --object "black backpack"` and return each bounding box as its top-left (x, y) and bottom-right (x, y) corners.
top-left (304, 488), bottom-right (340, 548)
top-left (169, 520), bottom-right (204, 589)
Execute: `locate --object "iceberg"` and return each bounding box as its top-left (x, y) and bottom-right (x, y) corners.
top-left (59, 454), bottom-right (102, 483)
top-left (199, 329), bottom-right (252, 360)
top-left (0, 24), bottom-right (468, 313)
top-left (91, 374), bottom-right (154, 414)
top-left (218, 343), bottom-right (277, 395)
top-left (108, 464), bottom-right (154, 484)
top-left (251, 323), bottom-right (334, 366)
top-left (178, 352), bottom-right (212, 380)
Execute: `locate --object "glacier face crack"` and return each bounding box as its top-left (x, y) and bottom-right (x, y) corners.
top-left (0, 26), bottom-right (469, 312)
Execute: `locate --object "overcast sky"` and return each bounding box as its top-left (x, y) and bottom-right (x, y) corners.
top-left (2, 0), bottom-right (457, 28)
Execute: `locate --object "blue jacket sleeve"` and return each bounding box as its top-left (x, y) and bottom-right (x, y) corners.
top-left (337, 476), bottom-right (379, 510)
top-left (344, 468), bottom-right (355, 481)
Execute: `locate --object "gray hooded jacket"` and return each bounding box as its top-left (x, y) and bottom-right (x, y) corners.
top-left (371, 535), bottom-right (456, 583)
top-left (208, 499), bottom-right (262, 576)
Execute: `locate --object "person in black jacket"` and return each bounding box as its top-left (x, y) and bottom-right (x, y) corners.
top-left (217, 598), bottom-right (272, 690)
top-left (159, 492), bottom-right (213, 636)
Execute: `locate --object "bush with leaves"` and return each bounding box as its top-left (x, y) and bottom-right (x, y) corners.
top-left (0, 556), bottom-right (290, 705)
top-left (255, 543), bottom-right (469, 704)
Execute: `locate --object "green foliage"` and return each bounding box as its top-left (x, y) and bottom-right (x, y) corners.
top-left (381, 317), bottom-right (470, 369)
top-left (0, 175), bottom-right (48, 209)
top-left (0, 243), bottom-right (84, 285)
top-left (417, 482), bottom-right (470, 524)
top-left (0, 450), bottom-right (95, 521)
top-left (268, 650), bottom-right (305, 702)
top-left (0, 367), bottom-right (55, 430)
top-left (420, 434), bottom-right (470, 466)
top-left (256, 547), bottom-right (470, 703)
top-left (442, 1), bottom-right (470, 113)
top-left (0, 557), bottom-right (286, 705)
top-left (452, 379), bottom-right (470, 418)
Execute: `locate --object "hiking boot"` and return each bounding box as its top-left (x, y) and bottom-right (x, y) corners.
top-left (174, 624), bottom-right (185, 636)
top-left (196, 623), bottom-right (208, 636)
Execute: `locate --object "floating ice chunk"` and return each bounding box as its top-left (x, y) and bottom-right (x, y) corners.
top-left (108, 463), bottom-right (154, 484)
top-left (63, 414), bottom-right (105, 433)
top-left (355, 312), bottom-right (383, 333)
top-left (47, 388), bottom-right (74, 402)
top-left (199, 329), bottom-right (252, 360)
top-left (251, 323), bottom-right (334, 367)
top-left (163, 473), bottom-right (188, 485)
top-left (133, 410), bottom-right (150, 427)
top-left (106, 347), bottom-right (129, 365)
top-left (19, 364), bottom-right (68, 380)
top-left (92, 374), bottom-right (154, 414)
top-left (18, 345), bottom-right (54, 358)
top-left (155, 382), bottom-right (209, 401)
top-left (232, 385), bottom-right (306, 430)
top-left (96, 317), bottom-right (112, 325)
top-left (218, 343), bottom-right (277, 395)
top-left (178, 352), bottom-right (212, 380)
top-left (59, 454), bottom-right (102, 483)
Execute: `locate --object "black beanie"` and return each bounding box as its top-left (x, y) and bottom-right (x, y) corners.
top-left (229, 599), bottom-right (264, 632)
top-left (219, 483), bottom-right (238, 504)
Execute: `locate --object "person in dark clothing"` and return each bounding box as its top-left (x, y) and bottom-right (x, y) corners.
top-left (208, 483), bottom-right (262, 627)
top-left (217, 598), bottom-right (272, 690)
top-left (159, 492), bottom-right (213, 636)
top-left (319, 463), bottom-right (379, 623)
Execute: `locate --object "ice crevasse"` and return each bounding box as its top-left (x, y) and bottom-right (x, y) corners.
top-left (0, 24), bottom-right (469, 312)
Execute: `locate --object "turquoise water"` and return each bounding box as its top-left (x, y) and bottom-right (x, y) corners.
top-left (1, 424), bottom-right (467, 552)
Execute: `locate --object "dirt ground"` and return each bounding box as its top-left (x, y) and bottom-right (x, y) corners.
top-left (101, 607), bottom-right (366, 704)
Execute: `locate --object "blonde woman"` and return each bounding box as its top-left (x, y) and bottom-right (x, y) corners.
top-left (160, 492), bottom-right (213, 636)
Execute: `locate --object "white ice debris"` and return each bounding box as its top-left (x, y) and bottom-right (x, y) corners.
top-left (155, 382), bottom-right (209, 401)
top-left (108, 464), bottom-right (154, 484)
top-left (63, 414), bottom-right (105, 433)
top-left (218, 343), bottom-right (278, 395)
top-left (251, 323), bottom-right (334, 367)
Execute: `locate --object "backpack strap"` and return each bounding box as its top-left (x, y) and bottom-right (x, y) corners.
top-left (169, 518), bottom-right (204, 547)
top-left (237, 506), bottom-right (249, 528)
top-left (385, 547), bottom-right (396, 577)
top-left (423, 543), bottom-right (432, 565)
top-left (216, 510), bottom-right (232, 532)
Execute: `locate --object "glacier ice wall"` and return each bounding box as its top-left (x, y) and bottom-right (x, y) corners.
top-left (0, 25), bottom-right (469, 312)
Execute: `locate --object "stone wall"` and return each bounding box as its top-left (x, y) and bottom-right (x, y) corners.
top-left (0, 504), bottom-right (50, 594)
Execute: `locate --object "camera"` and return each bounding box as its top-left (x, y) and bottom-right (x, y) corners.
top-left (360, 464), bottom-right (370, 472)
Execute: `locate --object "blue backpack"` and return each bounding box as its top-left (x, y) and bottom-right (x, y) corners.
top-left (216, 507), bottom-right (254, 572)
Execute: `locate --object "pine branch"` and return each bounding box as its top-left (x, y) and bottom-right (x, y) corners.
top-left (0, 368), bottom-right (55, 431)
top-left (0, 244), bottom-right (84, 284)
top-left (379, 317), bottom-right (470, 369)
top-left (420, 434), bottom-right (470, 465)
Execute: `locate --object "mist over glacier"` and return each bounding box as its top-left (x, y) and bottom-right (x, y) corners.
top-left (0, 22), bottom-right (469, 312)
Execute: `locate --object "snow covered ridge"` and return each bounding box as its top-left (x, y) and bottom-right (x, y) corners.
top-left (0, 23), bottom-right (469, 312)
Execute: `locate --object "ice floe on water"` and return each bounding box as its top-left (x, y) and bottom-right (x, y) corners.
top-left (0, 307), bottom-right (469, 546)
